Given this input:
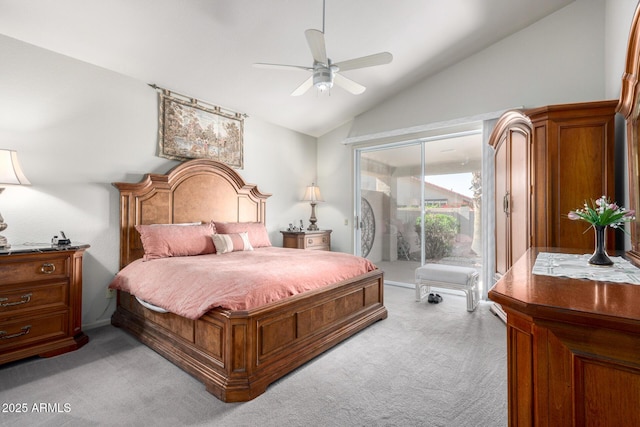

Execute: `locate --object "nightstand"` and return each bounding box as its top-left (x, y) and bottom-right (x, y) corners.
top-left (0, 243), bottom-right (89, 364)
top-left (281, 230), bottom-right (332, 251)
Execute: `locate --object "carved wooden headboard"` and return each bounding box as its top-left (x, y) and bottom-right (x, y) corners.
top-left (113, 159), bottom-right (271, 269)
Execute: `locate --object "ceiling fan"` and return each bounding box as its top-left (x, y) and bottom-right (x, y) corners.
top-left (253, 0), bottom-right (393, 96)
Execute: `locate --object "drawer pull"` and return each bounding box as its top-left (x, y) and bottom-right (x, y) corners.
top-left (0, 325), bottom-right (32, 340)
top-left (0, 293), bottom-right (32, 307)
top-left (40, 263), bottom-right (56, 274)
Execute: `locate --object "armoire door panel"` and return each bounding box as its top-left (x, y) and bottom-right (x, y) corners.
top-left (495, 135), bottom-right (509, 276)
top-left (509, 130), bottom-right (530, 263)
top-left (555, 124), bottom-right (612, 249)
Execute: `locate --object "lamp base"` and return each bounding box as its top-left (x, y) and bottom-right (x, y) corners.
top-left (0, 190), bottom-right (8, 248)
top-left (307, 202), bottom-right (319, 231)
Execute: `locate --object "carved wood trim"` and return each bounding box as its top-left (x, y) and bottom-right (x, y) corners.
top-left (618, 1), bottom-right (640, 264)
top-left (488, 110), bottom-right (532, 151)
top-left (617, 2), bottom-right (640, 120)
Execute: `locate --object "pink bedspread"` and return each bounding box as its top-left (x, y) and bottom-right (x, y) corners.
top-left (108, 247), bottom-right (377, 319)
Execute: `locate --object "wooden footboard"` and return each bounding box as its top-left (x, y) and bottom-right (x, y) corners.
top-left (111, 269), bottom-right (386, 402)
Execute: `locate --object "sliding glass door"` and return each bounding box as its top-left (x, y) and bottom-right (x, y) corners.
top-left (355, 132), bottom-right (483, 288)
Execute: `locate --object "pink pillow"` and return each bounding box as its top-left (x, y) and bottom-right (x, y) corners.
top-left (211, 232), bottom-right (253, 254)
top-left (136, 222), bottom-right (216, 260)
top-left (213, 222), bottom-right (271, 247)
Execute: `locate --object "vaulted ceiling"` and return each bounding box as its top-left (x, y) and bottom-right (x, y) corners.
top-left (0, 0), bottom-right (573, 137)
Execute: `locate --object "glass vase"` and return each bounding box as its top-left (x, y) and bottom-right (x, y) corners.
top-left (588, 225), bottom-right (613, 266)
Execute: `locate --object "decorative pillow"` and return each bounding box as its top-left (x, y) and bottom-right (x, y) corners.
top-left (213, 222), bottom-right (272, 247)
top-left (136, 222), bottom-right (216, 260)
top-left (212, 232), bottom-right (253, 254)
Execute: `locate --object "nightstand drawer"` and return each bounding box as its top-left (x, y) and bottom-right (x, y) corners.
top-left (0, 282), bottom-right (68, 314)
top-left (0, 311), bottom-right (68, 351)
top-left (0, 255), bottom-right (69, 285)
top-left (306, 235), bottom-right (330, 249)
top-left (281, 230), bottom-right (332, 251)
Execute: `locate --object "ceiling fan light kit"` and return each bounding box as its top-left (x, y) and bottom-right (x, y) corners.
top-left (313, 61), bottom-right (335, 92)
top-left (254, 1), bottom-right (392, 96)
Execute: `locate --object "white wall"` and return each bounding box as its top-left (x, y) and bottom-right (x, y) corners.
top-left (348, 0), bottom-right (607, 140)
top-left (605, 0), bottom-right (638, 99)
top-left (318, 0), bottom-right (634, 255)
top-left (0, 34), bottom-right (316, 329)
top-left (317, 122), bottom-right (354, 253)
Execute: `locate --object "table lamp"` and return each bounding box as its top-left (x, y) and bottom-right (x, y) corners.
top-left (0, 150), bottom-right (31, 248)
top-left (302, 183), bottom-right (323, 231)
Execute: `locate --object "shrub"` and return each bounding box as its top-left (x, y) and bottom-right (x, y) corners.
top-left (415, 213), bottom-right (459, 259)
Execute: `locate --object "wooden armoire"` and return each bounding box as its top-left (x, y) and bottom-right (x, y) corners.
top-left (490, 100), bottom-right (618, 277)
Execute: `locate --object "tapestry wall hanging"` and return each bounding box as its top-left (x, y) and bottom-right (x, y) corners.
top-left (154, 85), bottom-right (245, 168)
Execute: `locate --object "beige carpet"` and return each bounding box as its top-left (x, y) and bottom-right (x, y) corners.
top-left (0, 285), bottom-right (507, 427)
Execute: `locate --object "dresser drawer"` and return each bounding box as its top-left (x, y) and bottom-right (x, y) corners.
top-left (0, 282), bottom-right (68, 314)
top-left (0, 254), bottom-right (69, 285)
top-left (0, 311), bottom-right (68, 351)
top-left (306, 234), bottom-right (330, 249)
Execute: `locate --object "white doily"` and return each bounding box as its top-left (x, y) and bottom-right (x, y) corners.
top-left (532, 252), bottom-right (640, 284)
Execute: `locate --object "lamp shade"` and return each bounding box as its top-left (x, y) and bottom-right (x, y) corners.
top-left (0, 150), bottom-right (30, 185)
top-left (302, 183), bottom-right (323, 202)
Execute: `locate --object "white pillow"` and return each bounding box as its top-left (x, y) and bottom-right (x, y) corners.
top-left (211, 232), bottom-right (253, 254)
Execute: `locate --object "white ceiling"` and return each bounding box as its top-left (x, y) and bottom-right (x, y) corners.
top-left (0, 0), bottom-right (573, 137)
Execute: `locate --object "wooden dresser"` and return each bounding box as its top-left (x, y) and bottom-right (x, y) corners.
top-left (0, 244), bottom-right (89, 364)
top-left (488, 248), bottom-right (640, 426)
top-left (281, 230), bottom-right (331, 251)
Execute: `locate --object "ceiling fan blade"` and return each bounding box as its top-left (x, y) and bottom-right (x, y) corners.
top-left (333, 52), bottom-right (393, 72)
top-left (253, 63), bottom-right (313, 72)
top-left (305, 29), bottom-right (328, 64)
top-left (334, 74), bottom-right (366, 95)
top-left (291, 76), bottom-right (314, 96)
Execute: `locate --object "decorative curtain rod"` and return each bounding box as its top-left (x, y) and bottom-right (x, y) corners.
top-left (148, 83), bottom-right (248, 118)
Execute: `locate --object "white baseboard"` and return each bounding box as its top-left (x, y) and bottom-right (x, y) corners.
top-left (490, 303), bottom-right (507, 324)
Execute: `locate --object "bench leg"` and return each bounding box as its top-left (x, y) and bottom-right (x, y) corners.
top-left (415, 283), bottom-right (431, 302)
top-left (465, 287), bottom-right (479, 312)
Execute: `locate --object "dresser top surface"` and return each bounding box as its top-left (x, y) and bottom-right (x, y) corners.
top-left (489, 247), bottom-right (640, 326)
top-left (0, 243), bottom-right (90, 256)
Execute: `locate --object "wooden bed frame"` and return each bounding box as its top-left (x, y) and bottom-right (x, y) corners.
top-left (110, 159), bottom-right (387, 402)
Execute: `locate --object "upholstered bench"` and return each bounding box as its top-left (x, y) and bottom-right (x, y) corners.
top-left (415, 264), bottom-right (480, 312)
